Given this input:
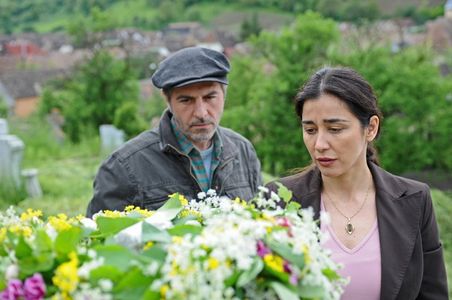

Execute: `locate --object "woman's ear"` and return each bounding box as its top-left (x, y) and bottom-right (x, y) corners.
top-left (367, 115), bottom-right (379, 142)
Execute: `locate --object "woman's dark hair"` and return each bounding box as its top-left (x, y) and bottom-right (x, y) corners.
top-left (294, 67), bottom-right (383, 165)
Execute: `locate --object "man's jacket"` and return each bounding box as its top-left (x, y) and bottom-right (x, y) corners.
top-left (86, 110), bottom-right (262, 217)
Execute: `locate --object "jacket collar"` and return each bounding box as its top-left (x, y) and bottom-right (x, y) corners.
top-left (370, 163), bottom-right (423, 300)
top-left (283, 163), bottom-right (423, 300)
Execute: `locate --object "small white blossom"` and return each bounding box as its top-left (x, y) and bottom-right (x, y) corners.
top-left (5, 264), bottom-right (18, 280)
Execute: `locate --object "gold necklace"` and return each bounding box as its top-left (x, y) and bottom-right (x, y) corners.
top-left (324, 184), bottom-right (372, 235)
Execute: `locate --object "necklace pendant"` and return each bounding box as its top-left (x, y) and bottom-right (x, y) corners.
top-left (345, 220), bottom-right (354, 235)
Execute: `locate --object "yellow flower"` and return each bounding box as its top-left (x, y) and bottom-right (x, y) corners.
top-left (263, 254), bottom-right (285, 273)
top-left (53, 252), bottom-right (79, 295)
top-left (172, 236), bottom-right (183, 244)
top-left (302, 244), bottom-right (311, 265)
top-left (48, 214), bottom-right (72, 232)
top-left (0, 227), bottom-right (7, 243)
top-left (102, 210), bottom-right (122, 218)
top-left (143, 241), bottom-right (154, 250)
top-left (207, 257), bottom-right (219, 270)
top-left (9, 225), bottom-right (32, 237)
top-left (179, 209), bottom-right (202, 220)
top-left (160, 284), bottom-right (169, 298)
top-left (20, 208), bottom-right (43, 222)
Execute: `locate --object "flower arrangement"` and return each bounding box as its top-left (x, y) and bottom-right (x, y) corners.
top-left (0, 185), bottom-right (345, 300)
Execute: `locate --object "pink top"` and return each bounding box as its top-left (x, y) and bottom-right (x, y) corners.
top-left (321, 200), bottom-right (381, 300)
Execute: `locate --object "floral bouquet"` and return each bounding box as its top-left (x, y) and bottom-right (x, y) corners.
top-left (0, 185), bottom-right (345, 300)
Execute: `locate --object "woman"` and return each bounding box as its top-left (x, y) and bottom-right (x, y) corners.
top-left (267, 67), bottom-right (448, 299)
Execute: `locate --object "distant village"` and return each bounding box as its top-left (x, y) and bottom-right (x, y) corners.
top-left (1, 1), bottom-right (452, 118)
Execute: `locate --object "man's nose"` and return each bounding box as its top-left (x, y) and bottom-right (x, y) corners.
top-left (193, 99), bottom-right (208, 119)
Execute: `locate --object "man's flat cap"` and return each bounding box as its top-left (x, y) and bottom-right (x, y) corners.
top-left (151, 47), bottom-right (230, 90)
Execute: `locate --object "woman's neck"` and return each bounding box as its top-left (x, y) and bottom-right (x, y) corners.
top-left (321, 163), bottom-right (373, 201)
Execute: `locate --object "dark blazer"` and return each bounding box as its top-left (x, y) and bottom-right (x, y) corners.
top-left (267, 162), bottom-right (448, 300)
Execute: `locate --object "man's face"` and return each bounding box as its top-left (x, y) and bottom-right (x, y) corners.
top-left (168, 81), bottom-right (225, 150)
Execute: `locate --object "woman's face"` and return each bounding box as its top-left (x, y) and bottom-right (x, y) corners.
top-left (301, 93), bottom-right (378, 179)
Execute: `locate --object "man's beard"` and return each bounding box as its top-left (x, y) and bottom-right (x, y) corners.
top-left (176, 117), bottom-right (217, 143)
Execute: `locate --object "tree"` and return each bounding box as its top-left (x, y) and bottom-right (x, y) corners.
top-left (41, 50), bottom-right (140, 143)
top-left (330, 46), bottom-right (452, 173)
top-left (240, 12), bottom-right (262, 41)
top-left (223, 12), bottom-right (339, 175)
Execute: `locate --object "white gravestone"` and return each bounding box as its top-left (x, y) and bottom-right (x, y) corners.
top-left (99, 124), bottom-right (125, 154)
top-left (0, 122), bottom-right (25, 188)
top-left (0, 118), bottom-right (8, 135)
top-left (21, 168), bottom-right (43, 199)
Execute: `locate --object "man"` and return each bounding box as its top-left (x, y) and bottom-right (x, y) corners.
top-left (86, 47), bottom-right (263, 217)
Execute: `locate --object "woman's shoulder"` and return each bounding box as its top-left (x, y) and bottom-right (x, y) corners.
top-left (265, 167), bottom-right (320, 196)
top-left (371, 164), bottom-right (430, 194)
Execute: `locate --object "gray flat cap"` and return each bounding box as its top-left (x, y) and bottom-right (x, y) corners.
top-left (151, 47), bottom-right (230, 90)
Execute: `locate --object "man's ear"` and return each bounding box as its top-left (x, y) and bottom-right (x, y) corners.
top-left (161, 90), bottom-right (172, 112)
top-left (367, 115), bottom-right (379, 142)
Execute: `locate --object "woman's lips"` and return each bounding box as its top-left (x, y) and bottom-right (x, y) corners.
top-left (316, 158), bottom-right (336, 167)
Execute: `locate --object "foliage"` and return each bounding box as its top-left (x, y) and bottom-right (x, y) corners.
top-left (40, 50), bottom-right (140, 143)
top-left (0, 97), bottom-right (8, 118)
top-left (0, 190), bottom-right (345, 299)
top-left (393, 4), bottom-right (445, 24)
top-left (223, 12), bottom-right (339, 175)
top-left (113, 102), bottom-right (148, 139)
top-left (240, 12), bottom-right (262, 41)
top-left (330, 46), bottom-right (452, 173)
top-left (316, 0), bottom-right (380, 23)
top-left (67, 6), bottom-right (118, 48)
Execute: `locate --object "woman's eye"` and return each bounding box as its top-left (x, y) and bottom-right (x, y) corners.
top-left (304, 128), bottom-right (316, 134)
top-left (329, 128), bottom-right (342, 133)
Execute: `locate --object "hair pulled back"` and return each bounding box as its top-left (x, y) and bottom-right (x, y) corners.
top-left (294, 67), bottom-right (383, 165)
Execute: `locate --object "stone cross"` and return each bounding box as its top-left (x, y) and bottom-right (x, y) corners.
top-left (99, 124), bottom-right (125, 154)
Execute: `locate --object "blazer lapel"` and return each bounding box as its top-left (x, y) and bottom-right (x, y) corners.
top-left (370, 164), bottom-right (423, 300)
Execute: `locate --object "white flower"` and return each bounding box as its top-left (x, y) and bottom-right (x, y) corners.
top-left (258, 186), bottom-right (269, 193)
top-left (114, 221), bottom-right (143, 248)
top-left (320, 210), bottom-right (331, 225)
top-left (197, 192), bottom-right (206, 199)
top-left (79, 217), bottom-right (98, 231)
top-left (78, 257), bottom-right (105, 279)
top-left (98, 279), bottom-right (113, 292)
top-left (5, 264), bottom-right (18, 280)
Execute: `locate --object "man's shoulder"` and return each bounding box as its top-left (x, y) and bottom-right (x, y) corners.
top-left (113, 129), bottom-right (161, 161)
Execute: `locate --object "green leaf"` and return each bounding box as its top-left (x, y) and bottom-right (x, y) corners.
top-left (94, 244), bottom-right (136, 272)
top-left (298, 284), bottom-right (325, 298)
top-left (275, 182), bottom-right (293, 204)
top-left (96, 217), bottom-right (140, 237)
top-left (266, 238), bottom-right (305, 269)
top-left (35, 229), bottom-right (53, 253)
top-left (286, 201), bottom-right (301, 213)
top-left (142, 289), bottom-right (160, 300)
top-left (167, 224), bottom-right (202, 237)
top-left (270, 281), bottom-right (299, 300)
top-left (322, 268), bottom-right (341, 280)
top-left (146, 196), bottom-right (183, 223)
top-left (54, 227), bottom-right (82, 257)
top-left (15, 236), bottom-right (32, 259)
top-left (142, 245), bottom-right (167, 263)
top-left (113, 267), bottom-right (154, 300)
top-left (236, 258), bottom-right (264, 287)
top-left (142, 222), bottom-right (171, 243)
top-left (89, 265), bottom-right (123, 282)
